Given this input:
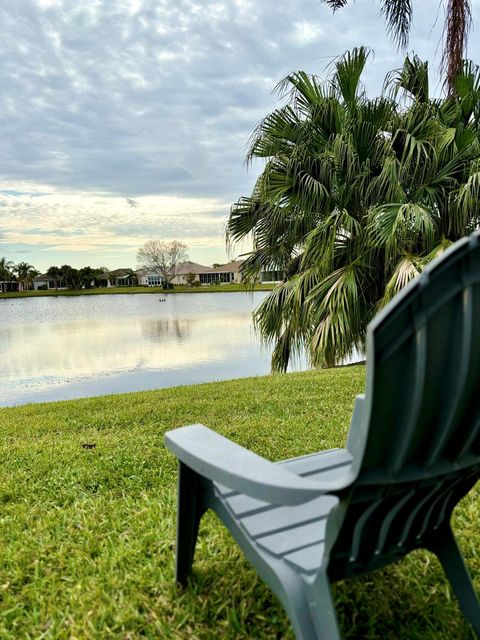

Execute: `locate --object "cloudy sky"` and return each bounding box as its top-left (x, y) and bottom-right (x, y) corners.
top-left (1, 0), bottom-right (479, 272)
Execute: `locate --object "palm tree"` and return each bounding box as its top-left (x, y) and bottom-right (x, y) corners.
top-left (321, 0), bottom-right (472, 96)
top-left (0, 257), bottom-right (14, 281)
top-left (228, 48), bottom-right (480, 370)
top-left (14, 262), bottom-right (38, 291)
top-left (46, 266), bottom-right (62, 290)
top-left (126, 268), bottom-right (138, 286)
top-left (0, 257), bottom-right (16, 292)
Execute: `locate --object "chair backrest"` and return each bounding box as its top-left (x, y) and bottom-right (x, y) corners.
top-left (328, 232), bottom-right (480, 580)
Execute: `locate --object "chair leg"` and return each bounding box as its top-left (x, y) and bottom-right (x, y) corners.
top-left (428, 523), bottom-right (480, 637)
top-left (280, 572), bottom-right (341, 640)
top-left (307, 573), bottom-right (342, 640)
top-left (175, 462), bottom-right (206, 585)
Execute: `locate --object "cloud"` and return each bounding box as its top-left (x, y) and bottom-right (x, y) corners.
top-left (1, 0), bottom-right (456, 197)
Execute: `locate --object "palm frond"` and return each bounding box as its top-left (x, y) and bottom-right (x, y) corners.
top-left (380, 0), bottom-right (413, 51)
top-left (332, 47), bottom-right (370, 108)
top-left (379, 253), bottom-right (421, 308)
top-left (320, 0), bottom-right (348, 9)
top-left (368, 202), bottom-right (437, 253)
top-left (384, 54), bottom-right (429, 103)
top-left (308, 262), bottom-right (367, 367)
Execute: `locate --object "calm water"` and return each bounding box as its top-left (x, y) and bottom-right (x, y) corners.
top-left (0, 292), bottom-right (307, 407)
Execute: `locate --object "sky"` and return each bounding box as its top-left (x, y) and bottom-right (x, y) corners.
top-left (1, 0), bottom-right (479, 272)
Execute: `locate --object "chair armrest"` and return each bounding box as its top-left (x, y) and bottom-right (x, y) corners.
top-left (165, 424), bottom-right (348, 506)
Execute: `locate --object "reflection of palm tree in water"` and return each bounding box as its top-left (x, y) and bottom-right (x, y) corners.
top-left (141, 318), bottom-right (192, 343)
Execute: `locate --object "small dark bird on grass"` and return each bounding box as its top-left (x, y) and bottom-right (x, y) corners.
top-left (81, 443), bottom-right (96, 449)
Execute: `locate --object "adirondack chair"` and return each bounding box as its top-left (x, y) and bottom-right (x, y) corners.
top-left (165, 231), bottom-right (480, 639)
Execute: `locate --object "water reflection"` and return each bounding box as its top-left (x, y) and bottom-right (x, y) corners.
top-left (0, 292), bottom-right (306, 406)
top-left (141, 318), bottom-right (192, 343)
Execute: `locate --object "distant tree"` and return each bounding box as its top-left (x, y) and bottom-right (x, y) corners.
top-left (60, 265), bottom-right (80, 290)
top-left (14, 262), bottom-right (38, 291)
top-left (46, 266), bottom-right (62, 290)
top-left (137, 240), bottom-right (188, 286)
top-left (79, 266), bottom-right (97, 289)
top-left (212, 262), bottom-right (223, 268)
top-left (0, 257), bottom-right (15, 281)
top-left (184, 272), bottom-right (196, 287)
top-left (126, 268), bottom-right (138, 286)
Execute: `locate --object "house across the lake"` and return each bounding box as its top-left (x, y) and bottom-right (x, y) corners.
top-left (138, 260), bottom-right (246, 286)
top-left (0, 281), bottom-right (19, 293)
top-left (96, 268), bottom-right (137, 288)
top-left (197, 260), bottom-right (244, 284)
top-left (33, 275), bottom-right (67, 291)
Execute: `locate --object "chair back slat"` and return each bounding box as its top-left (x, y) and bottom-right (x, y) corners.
top-left (425, 285), bottom-right (474, 467)
top-left (391, 324), bottom-right (428, 475)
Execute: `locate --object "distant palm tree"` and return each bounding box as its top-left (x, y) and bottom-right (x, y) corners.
top-left (126, 269), bottom-right (138, 286)
top-left (0, 257), bottom-right (14, 280)
top-left (0, 257), bottom-right (15, 292)
top-left (14, 262), bottom-right (38, 291)
top-left (321, 0), bottom-right (472, 95)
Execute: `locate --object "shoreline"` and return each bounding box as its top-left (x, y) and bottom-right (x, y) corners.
top-left (0, 282), bottom-right (276, 299)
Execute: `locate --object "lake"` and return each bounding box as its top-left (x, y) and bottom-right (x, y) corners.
top-left (0, 291), bottom-right (308, 407)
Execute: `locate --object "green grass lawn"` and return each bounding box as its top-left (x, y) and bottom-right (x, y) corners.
top-left (0, 283), bottom-right (275, 299)
top-left (1, 366), bottom-right (478, 639)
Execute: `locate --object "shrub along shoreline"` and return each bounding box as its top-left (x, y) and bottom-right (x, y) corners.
top-left (1, 366), bottom-right (478, 638)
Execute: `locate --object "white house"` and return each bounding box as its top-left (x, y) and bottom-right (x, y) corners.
top-left (33, 274), bottom-right (67, 290)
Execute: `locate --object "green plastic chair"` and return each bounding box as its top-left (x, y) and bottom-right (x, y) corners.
top-left (165, 231), bottom-right (480, 639)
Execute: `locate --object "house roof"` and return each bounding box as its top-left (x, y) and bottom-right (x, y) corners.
top-left (110, 268), bottom-right (132, 277)
top-left (202, 260), bottom-right (244, 274)
top-left (176, 261), bottom-right (210, 275)
top-left (96, 268), bottom-right (133, 279)
top-left (138, 261), bottom-right (211, 276)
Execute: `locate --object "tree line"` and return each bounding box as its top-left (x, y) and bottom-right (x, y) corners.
top-left (0, 259), bottom-right (137, 291)
top-left (1, 240), bottom-right (190, 291)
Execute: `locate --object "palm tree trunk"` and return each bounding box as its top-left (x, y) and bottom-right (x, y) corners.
top-left (443, 0), bottom-right (472, 96)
